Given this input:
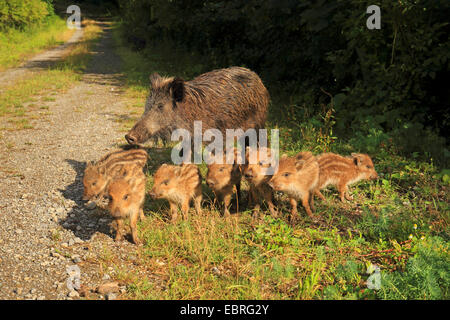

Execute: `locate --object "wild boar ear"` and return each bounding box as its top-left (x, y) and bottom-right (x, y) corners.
top-left (149, 72), bottom-right (161, 87)
top-left (296, 151), bottom-right (312, 161)
top-left (169, 78), bottom-right (185, 103)
top-left (295, 159), bottom-right (305, 170)
top-left (352, 153), bottom-right (362, 166)
top-left (99, 166), bottom-right (106, 175)
top-left (281, 153), bottom-right (288, 160)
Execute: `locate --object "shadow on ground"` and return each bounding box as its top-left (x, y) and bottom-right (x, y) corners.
top-left (57, 146), bottom-right (173, 241)
top-left (58, 159), bottom-right (114, 241)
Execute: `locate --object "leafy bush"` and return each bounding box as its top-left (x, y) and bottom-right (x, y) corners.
top-left (0, 0), bottom-right (51, 30)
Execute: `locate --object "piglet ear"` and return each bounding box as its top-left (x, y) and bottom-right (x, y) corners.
top-left (352, 153), bottom-right (362, 166)
top-left (296, 151), bottom-right (313, 161)
top-left (295, 159), bottom-right (305, 170)
top-left (169, 77), bottom-right (185, 103)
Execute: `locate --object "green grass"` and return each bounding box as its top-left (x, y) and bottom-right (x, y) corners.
top-left (0, 69), bottom-right (78, 130)
top-left (0, 15), bottom-right (74, 71)
top-left (105, 21), bottom-right (450, 300)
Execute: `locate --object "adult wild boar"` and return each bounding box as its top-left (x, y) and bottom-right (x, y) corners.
top-left (125, 67), bottom-right (269, 146)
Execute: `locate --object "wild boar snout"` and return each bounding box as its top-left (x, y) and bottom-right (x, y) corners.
top-left (125, 133), bottom-right (137, 145)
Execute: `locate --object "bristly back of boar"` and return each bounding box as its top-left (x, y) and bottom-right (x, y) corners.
top-left (125, 66), bottom-right (270, 145)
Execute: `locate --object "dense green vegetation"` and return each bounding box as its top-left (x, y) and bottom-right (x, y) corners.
top-left (0, 1), bottom-right (74, 70)
top-left (117, 0), bottom-right (449, 167)
top-left (0, 0), bottom-right (52, 29)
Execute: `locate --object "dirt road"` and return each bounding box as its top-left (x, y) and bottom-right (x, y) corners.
top-left (0, 21), bottom-right (143, 299)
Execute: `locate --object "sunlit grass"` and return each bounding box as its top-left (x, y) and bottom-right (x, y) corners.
top-left (0, 19), bottom-right (102, 130)
top-left (0, 15), bottom-right (74, 71)
top-left (0, 69), bottom-right (78, 117)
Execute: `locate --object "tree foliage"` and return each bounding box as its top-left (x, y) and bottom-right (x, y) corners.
top-left (0, 0), bottom-right (53, 29)
top-left (117, 1), bottom-right (449, 166)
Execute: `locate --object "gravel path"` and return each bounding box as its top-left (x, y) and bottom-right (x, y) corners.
top-left (0, 28), bottom-right (83, 85)
top-left (0, 21), bottom-right (141, 300)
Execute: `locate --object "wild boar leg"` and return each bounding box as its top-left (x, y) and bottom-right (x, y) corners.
top-left (247, 186), bottom-right (255, 207)
top-left (263, 189), bottom-right (277, 218)
top-left (345, 189), bottom-right (354, 201)
top-left (194, 194), bottom-right (203, 215)
top-left (315, 189), bottom-right (326, 201)
top-left (114, 219), bottom-right (124, 241)
top-left (139, 207), bottom-right (145, 221)
top-left (338, 183), bottom-right (352, 202)
top-left (236, 182), bottom-right (241, 207)
top-left (223, 193), bottom-right (232, 217)
top-left (129, 210), bottom-right (140, 245)
top-left (301, 193), bottom-right (314, 218)
top-left (169, 202), bottom-right (179, 222)
top-left (289, 198), bottom-right (298, 225)
top-left (181, 199), bottom-right (190, 220)
top-left (250, 187), bottom-right (260, 219)
top-left (309, 191), bottom-right (315, 212)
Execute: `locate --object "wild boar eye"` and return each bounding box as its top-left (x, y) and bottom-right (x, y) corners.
top-left (258, 161), bottom-right (264, 166)
top-left (283, 172), bottom-right (290, 177)
top-left (163, 179), bottom-right (169, 185)
top-left (123, 194), bottom-right (129, 201)
top-left (92, 182), bottom-right (96, 186)
top-left (366, 165), bottom-right (372, 169)
top-left (157, 104), bottom-right (164, 110)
